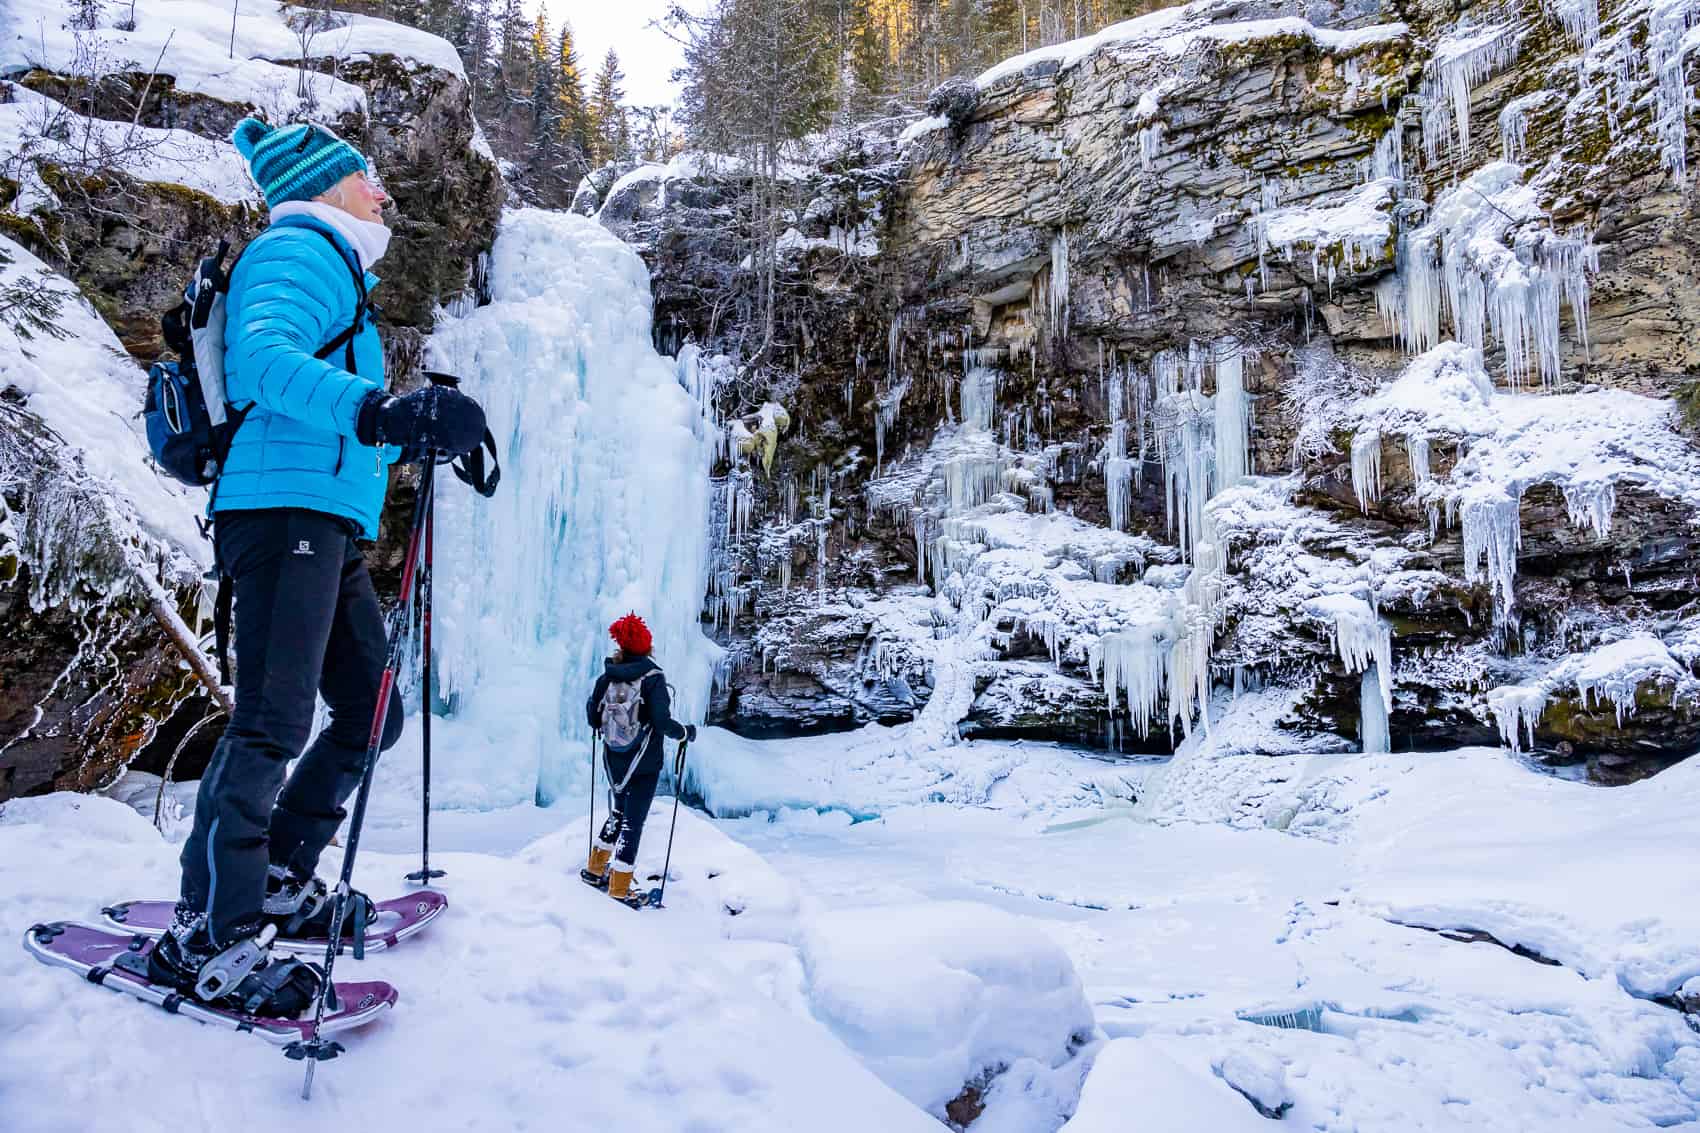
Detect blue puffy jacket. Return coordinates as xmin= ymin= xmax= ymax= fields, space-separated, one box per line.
xmin=214 ymin=215 xmax=397 ymax=539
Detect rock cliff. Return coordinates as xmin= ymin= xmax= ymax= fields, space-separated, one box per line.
xmin=586 ymin=0 xmax=1700 ymax=779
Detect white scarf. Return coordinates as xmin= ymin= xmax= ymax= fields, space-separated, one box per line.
xmin=269 ymin=199 xmax=392 ymax=271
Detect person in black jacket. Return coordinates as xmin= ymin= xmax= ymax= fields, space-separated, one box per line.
xmin=583 ymin=613 xmax=696 ymax=905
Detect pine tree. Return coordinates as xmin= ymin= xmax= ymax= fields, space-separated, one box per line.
xmin=557 ymin=23 xmax=595 ymax=173
xmin=590 ymin=49 xmax=629 ymax=165
xmin=529 ymin=4 xmax=564 ymax=194
xmin=494 ymin=0 xmax=531 ymax=113
xmin=451 ymin=0 xmax=496 ymax=103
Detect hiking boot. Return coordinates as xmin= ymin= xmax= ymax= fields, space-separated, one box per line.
xmin=263 ymin=865 xmax=375 ymax=939
xmin=146 ymin=906 xmax=322 ymax=1018
xmin=581 ymin=846 xmax=612 ymax=889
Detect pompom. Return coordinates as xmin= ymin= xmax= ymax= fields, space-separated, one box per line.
xmin=609 ymin=613 xmax=652 ymax=656
xmin=231 ymin=117 xmax=272 ymax=160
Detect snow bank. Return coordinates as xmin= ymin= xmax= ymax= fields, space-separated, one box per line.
xmin=897 ymin=115 xmax=949 ymax=144
xmin=420 ymin=209 xmax=719 ymax=808
xmin=801 ymin=901 xmax=1093 ymax=1116
xmin=1256 ymin=178 xmax=1396 ymax=282
xmin=1061 ymin=1038 xmax=1267 ymax=1131
xmin=0 ymin=235 xmax=206 ymax=568
xmin=1350 ymin=342 xmax=1497 ymax=441
xmin=0 ymin=84 xmax=257 ymax=205
xmin=975 ymin=0 xmax=1405 ymax=89
xmin=1309 ymin=749 xmax=1700 ymax=998
xmin=3 ymin=0 xmax=463 ymax=125
xmin=0 ymin=793 xmax=945 ymax=1133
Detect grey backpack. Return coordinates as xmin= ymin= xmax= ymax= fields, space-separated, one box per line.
xmin=599 ymin=676 xmax=651 ymax=755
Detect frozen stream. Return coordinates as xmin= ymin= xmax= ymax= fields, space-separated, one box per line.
xmin=348 ymin=727 xmax=1700 ymax=1131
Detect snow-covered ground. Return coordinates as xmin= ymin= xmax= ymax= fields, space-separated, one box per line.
xmin=6 ymin=721 xmax=1696 ymax=1132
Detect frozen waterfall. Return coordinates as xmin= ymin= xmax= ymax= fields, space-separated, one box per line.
xmin=417 ymin=209 xmax=719 ymax=807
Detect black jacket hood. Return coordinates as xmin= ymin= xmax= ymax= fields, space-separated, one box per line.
xmin=604 ymin=655 xmax=660 ymax=682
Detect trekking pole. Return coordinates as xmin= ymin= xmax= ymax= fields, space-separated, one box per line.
xmin=652 ymin=736 xmax=690 ymax=909
xmin=406 ymin=482 xmax=445 ymax=887
xmin=287 ymin=461 xmax=435 ymax=1099
xmin=586 ymin=732 xmax=598 ymax=866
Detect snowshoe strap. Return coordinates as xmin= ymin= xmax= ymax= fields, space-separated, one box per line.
xmin=238 ymin=955 xmax=318 ymax=1017
xmin=194 ymin=924 xmax=276 ymax=1002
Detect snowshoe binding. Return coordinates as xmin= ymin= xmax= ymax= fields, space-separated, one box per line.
xmin=264 ymin=865 xmax=376 ymax=940
xmin=607 ymin=869 xmax=662 ymax=910
xmin=579 ymin=867 xmax=610 ymax=891
xmin=146 ymin=908 xmax=322 ymax=1019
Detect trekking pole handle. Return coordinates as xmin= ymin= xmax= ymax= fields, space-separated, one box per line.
xmin=674 ymin=737 xmax=689 ymax=780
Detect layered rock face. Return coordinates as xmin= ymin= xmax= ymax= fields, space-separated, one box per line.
xmin=0 ymin=9 xmax=501 ymax=801
xmin=588 ymin=0 xmax=1700 ymax=778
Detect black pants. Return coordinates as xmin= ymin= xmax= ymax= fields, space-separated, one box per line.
xmin=598 ymin=752 xmax=661 ymax=872
xmin=180 ymin=509 xmax=403 ymax=945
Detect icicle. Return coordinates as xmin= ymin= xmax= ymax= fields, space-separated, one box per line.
xmin=1388 ymin=165 xmax=1597 ymax=387
xmin=1543 ymin=0 xmax=1600 ymax=48
xmin=1214 ymin=344 xmax=1251 ymax=490
xmin=1460 ymin=488 xmax=1522 ymax=625
xmin=874 ymin=378 xmax=912 ymax=471
xmin=1094 ymin=623 xmax=1172 ymax=739
xmin=1361 ymin=663 xmax=1391 ymax=753
xmin=960 ymin=367 xmax=998 ymax=434
xmin=1406 ymin=432 xmax=1432 ymax=484
xmin=1350 ymin=430 xmax=1383 ymax=511
xmin=1047 ymin=231 xmax=1070 ymax=340
xmin=1139 ymin=124 xmax=1164 ymax=172
xmin=1563 ymin=481 xmax=1616 ymax=538
xmin=1487 ymin=684 xmax=1548 ymax=752
xmin=1419 ymin=26 xmax=1522 ymax=163
xmin=1649 ymin=0 xmax=1700 ymax=181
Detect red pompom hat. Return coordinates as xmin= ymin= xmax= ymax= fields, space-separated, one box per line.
xmin=609 ymin=612 xmax=653 ymax=656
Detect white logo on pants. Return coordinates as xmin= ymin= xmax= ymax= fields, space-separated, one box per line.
xmin=294 ymin=540 xmax=314 ymax=556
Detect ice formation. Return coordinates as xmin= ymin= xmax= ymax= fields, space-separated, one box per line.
xmin=1350 ymin=431 xmax=1383 ymax=511
xmin=426 ymin=210 xmax=719 ymax=806
xmin=1384 ymin=164 xmax=1596 ymax=387
xmin=1486 ymin=635 xmax=1694 ymax=750
xmin=1419 ymin=25 xmax=1522 ymax=163
xmin=1255 ymin=180 xmax=1397 ymax=284
xmin=1304 ymin=594 xmax=1394 ymax=713
xmin=1361 ymin=663 xmax=1391 ymax=752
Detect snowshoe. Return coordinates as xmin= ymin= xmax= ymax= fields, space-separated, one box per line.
xmin=579 ymin=867 xmax=610 ymax=891
xmin=617 ymin=887 xmax=662 ymax=911
xmin=23 ymin=921 xmax=394 ymax=1041
xmin=101 ymin=888 xmax=446 ymax=956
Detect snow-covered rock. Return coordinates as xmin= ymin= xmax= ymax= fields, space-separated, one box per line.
xmin=800 ymin=900 xmax=1093 ymax=1117
xmin=1061 ymin=1038 xmax=1268 ymax=1131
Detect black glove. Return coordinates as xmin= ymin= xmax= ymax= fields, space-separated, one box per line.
xmin=684 ymin=724 xmax=698 ymax=743
xmin=356 ymin=385 xmax=485 ymax=458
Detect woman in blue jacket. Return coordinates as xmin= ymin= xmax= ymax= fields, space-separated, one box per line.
xmin=149 ymin=118 xmax=486 ymax=1016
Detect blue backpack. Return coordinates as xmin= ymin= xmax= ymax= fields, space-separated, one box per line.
xmin=143 ymin=228 xmax=368 ymax=490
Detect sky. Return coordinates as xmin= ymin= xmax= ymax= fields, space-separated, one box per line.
xmin=545 ymin=0 xmax=687 ymax=109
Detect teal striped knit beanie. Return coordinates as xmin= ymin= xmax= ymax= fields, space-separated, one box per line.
xmin=232 ymin=117 xmax=368 ymax=208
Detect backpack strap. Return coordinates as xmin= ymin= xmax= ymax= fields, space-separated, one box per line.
xmin=206 ymin=222 xmax=376 ymax=675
